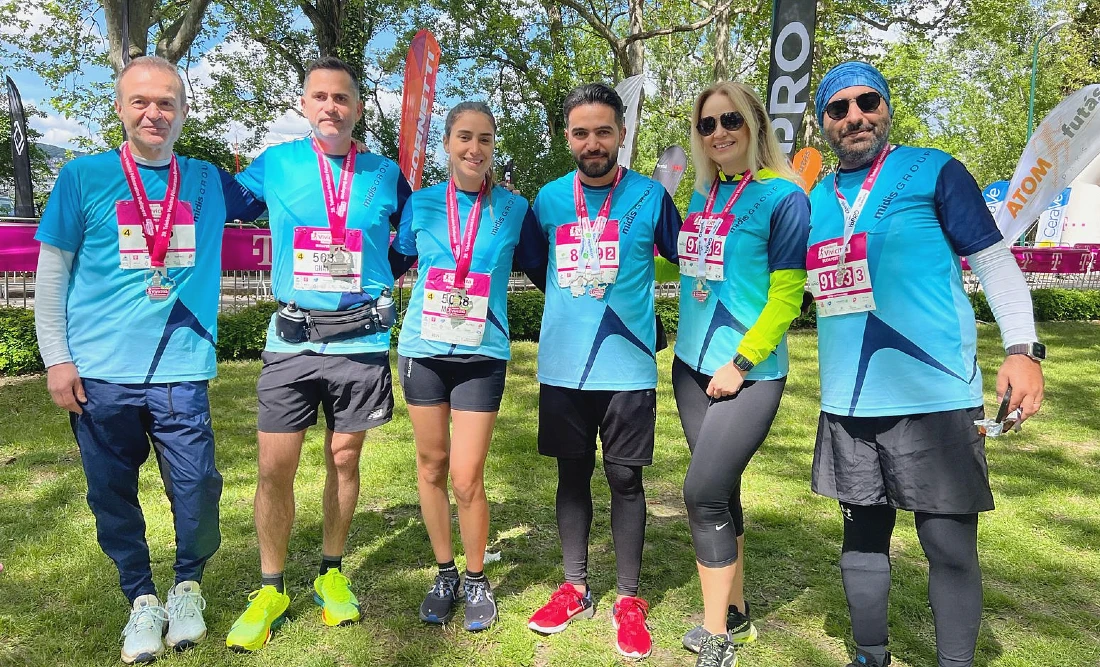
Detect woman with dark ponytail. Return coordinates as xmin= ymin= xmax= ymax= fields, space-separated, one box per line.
xmin=391 ymin=101 xmax=536 ymax=631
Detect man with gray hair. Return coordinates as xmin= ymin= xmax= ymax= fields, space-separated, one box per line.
xmin=34 ymin=55 xmax=262 ymax=663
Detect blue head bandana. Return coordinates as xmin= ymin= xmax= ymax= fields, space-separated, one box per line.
xmin=814 ymin=61 xmax=892 ymax=126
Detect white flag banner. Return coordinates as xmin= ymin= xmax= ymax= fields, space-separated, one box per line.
xmin=996 ymin=84 xmax=1100 ymax=242
xmin=615 ymin=75 xmax=645 ymax=169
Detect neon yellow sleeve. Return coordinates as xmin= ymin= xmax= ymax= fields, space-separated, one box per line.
xmin=735 ymin=268 xmax=807 ymax=365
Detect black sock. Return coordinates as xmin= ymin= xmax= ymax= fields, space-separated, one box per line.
xmin=261 ymin=572 xmax=285 ymax=594
xmin=465 ymin=569 xmax=486 ymax=582
xmin=320 ymin=554 xmax=343 ymax=575
xmin=438 ymin=560 xmax=459 ymax=580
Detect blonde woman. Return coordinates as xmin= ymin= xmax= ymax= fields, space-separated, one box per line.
xmin=673 ymin=82 xmax=810 ymax=667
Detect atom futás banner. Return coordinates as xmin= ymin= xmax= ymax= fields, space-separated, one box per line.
xmin=615 ymin=74 xmax=645 ymax=169
xmin=398 ymin=30 xmax=441 ymax=190
xmin=996 ymin=85 xmax=1100 ymax=243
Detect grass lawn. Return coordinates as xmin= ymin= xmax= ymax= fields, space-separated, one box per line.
xmin=0 ymin=322 xmax=1098 ymax=667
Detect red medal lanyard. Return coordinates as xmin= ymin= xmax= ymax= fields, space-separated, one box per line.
xmin=692 ymin=171 xmax=752 ymax=279
xmin=445 ymin=178 xmax=488 ymax=286
xmin=120 ymin=143 xmax=180 ymax=269
xmin=311 ymin=140 xmax=357 ymax=246
xmin=573 ymin=166 xmax=625 ymax=237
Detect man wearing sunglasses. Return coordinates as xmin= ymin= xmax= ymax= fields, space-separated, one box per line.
xmin=806 ymin=61 xmax=1045 ymax=667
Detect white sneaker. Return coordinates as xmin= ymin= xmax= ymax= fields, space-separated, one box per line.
xmin=120 ymin=594 xmax=168 ymax=664
xmin=165 ymin=581 xmax=208 ymax=650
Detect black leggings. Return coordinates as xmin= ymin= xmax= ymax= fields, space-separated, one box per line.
xmin=841 ymin=503 xmax=983 ymax=667
xmin=673 ymin=357 xmax=785 ymax=566
xmin=556 ymin=450 xmax=646 ymax=596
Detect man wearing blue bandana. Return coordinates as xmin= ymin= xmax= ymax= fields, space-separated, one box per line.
xmin=808 ymin=61 xmax=1045 ymax=667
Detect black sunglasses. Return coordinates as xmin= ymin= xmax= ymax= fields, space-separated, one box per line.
xmin=824 ymin=91 xmax=882 ymax=121
xmin=696 ymin=111 xmax=745 ymax=137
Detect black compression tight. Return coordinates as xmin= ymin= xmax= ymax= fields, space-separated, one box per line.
xmin=840 ymin=503 xmax=983 ymax=667
xmin=556 ymin=451 xmax=646 ymax=596
xmin=673 ymin=357 xmax=785 ymax=566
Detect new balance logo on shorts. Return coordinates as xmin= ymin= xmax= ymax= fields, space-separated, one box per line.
xmin=368 ymin=408 xmax=388 ymax=421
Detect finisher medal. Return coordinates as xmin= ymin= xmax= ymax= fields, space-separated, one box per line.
xmin=326 ymin=246 xmax=354 ymax=277
xmin=692 ymin=278 xmax=708 ymax=302
xmin=146 ymin=268 xmax=171 ymax=301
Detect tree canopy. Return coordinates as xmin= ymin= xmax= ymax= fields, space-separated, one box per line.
xmin=1 ymin=0 xmax=1095 ymax=198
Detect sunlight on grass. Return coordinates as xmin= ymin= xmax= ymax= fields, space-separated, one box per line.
xmin=0 ymin=323 xmax=1097 ymax=666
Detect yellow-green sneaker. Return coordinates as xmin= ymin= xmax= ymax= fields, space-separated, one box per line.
xmin=225 ymin=586 xmax=290 ymax=652
xmin=313 ymin=568 xmax=361 ymax=626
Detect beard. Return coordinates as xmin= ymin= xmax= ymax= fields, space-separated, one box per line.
xmin=575 ymin=151 xmax=617 ymax=179
xmin=826 ymin=114 xmax=891 ymax=167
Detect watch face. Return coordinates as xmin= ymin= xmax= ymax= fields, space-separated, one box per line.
xmin=1033 ymin=342 xmax=1047 ymax=360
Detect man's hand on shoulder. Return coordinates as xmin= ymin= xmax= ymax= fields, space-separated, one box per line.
xmin=996 ymin=355 xmax=1044 ymax=423
xmin=47 ymin=362 xmax=87 ymax=414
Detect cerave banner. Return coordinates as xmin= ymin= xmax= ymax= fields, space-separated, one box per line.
xmin=983 ymin=180 xmax=1009 ymax=218
xmin=1035 ymin=187 xmax=1072 ymax=246
xmin=996 ymin=85 xmax=1100 ymax=242
xmin=398 ymin=30 xmax=441 ymax=191
xmin=766 ymin=0 xmax=817 ymax=156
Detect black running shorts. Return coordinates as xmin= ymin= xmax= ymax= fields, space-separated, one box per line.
xmin=537 ymin=383 xmax=657 ymax=466
xmin=256 ymin=351 xmax=393 ymax=433
xmin=812 ymin=407 xmax=995 ymax=514
xmin=397 ymin=354 xmax=508 ymax=412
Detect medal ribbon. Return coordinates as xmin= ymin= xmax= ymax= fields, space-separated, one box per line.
xmin=696 ymin=171 xmax=752 ymax=279
xmin=445 ymin=177 xmax=488 ymax=287
xmin=311 ymin=139 xmax=357 ymax=247
xmin=573 ymin=166 xmax=625 ymax=277
xmin=833 ymin=144 xmax=891 ymax=266
xmin=120 ymin=143 xmax=180 ymax=269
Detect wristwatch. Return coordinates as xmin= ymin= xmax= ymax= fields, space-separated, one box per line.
xmin=732 ymin=353 xmax=755 ymax=373
xmin=1005 ymin=342 xmax=1046 ymax=362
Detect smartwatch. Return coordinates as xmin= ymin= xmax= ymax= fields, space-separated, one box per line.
xmin=1005 ymin=342 xmax=1046 ymax=362
xmin=732 ymin=353 xmax=755 ymax=373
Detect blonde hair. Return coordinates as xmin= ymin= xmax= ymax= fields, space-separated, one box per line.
xmin=690 ymin=81 xmax=797 ymax=194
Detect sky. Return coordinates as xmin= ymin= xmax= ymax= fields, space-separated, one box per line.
xmin=3 ymin=4 xmax=407 ymax=156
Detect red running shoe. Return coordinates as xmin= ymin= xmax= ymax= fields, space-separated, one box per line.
xmin=612 ymin=596 xmax=652 ymax=659
xmin=527 ymin=583 xmax=595 ymax=634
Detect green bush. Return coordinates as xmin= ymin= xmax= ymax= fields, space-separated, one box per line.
xmin=507 ymin=290 xmax=546 ymax=341
xmin=970 ymin=288 xmax=1100 ymax=322
xmin=3 ymin=288 xmax=1099 ymax=376
xmin=0 ymin=308 xmax=44 ymax=375
xmin=216 ymin=301 xmax=277 ymax=361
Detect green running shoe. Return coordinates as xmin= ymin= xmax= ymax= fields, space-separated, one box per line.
xmin=226 ymin=586 xmax=290 ymax=652
xmin=313 ymin=568 xmax=361 ymax=626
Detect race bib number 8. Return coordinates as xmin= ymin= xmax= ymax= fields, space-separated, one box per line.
xmin=555 ymin=220 xmax=620 ymax=288
xmin=116 ymin=200 xmax=196 ymax=269
xmin=421 ymin=268 xmax=491 ymax=346
xmin=807 ymin=232 xmax=877 ymax=317
xmin=678 ymin=212 xmax=732 ymax=280
xmin=293 ymin=227 xmax=363 ymax=292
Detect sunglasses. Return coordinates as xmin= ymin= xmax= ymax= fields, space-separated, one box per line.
xmin=696 ymin=111 xmax=745 ymax=137
xmin=824 ymin=91 xmax=883 ymax=121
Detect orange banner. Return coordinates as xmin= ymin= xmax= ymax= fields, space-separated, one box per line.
xmin=398 ymin=30 xmax=441 ymax=190
xmin=792 ymin=146 xmax=823 ymax=193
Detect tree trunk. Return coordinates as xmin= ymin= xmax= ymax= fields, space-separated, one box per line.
xmin=713 ymin=4 xmax=731 ymax=82
xmin=625 ymin=0 xmax=645 ymax=77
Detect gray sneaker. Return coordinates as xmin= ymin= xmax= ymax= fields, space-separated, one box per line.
xmin=165 ymin=581 xmax=208 ymax=650
xmin=463 ymin=578 xmax=498 ymax=631
xmin=120 ymin=594 xmax=168 ymax=664
xmin=696 ymin=632 xmax=737 ymax=667
xmin=683 ymin=603 xmax=758 ymax=653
